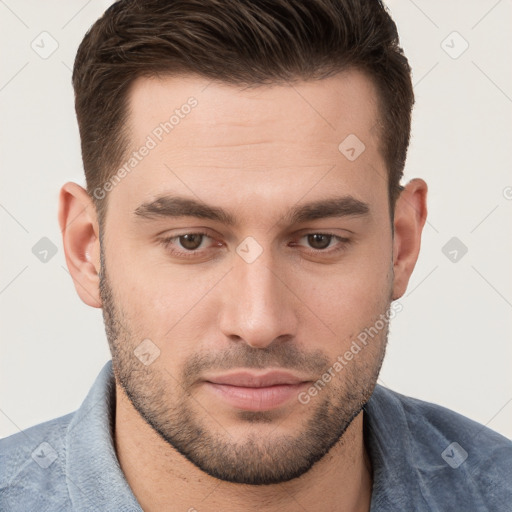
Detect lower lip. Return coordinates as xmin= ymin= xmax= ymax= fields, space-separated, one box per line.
xmin=204 ymin=382 xmax=309 ymax=411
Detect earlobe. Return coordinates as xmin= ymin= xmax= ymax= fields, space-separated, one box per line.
xmin=58 ymin=182 xmax=102 ymax=308
xmin=391 ymin=178 xmax=428 ymax=300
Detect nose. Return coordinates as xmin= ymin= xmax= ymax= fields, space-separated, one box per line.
xmin=218 ymin=246 xmax=298 ymax=349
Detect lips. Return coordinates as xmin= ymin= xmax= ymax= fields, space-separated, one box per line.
xmin=205 ymin=370 xmax=307 ymax=388
xmin=202 ymin=370 xmax=311 ymax=411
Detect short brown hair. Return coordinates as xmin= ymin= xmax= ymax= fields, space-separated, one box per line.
xmin=72 ymin=0 xmax=413 ymax=225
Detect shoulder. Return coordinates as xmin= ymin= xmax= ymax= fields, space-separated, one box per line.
xmin=0 ymin=413 xmax=75 ymax=511
xmin=371 ymin=385 xmax=512 ymax=452
xmin=366 ymin=385 xmax=512 ymax=510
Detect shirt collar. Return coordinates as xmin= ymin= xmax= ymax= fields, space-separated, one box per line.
xmin=364 ymin=385 xmax=432 ymax=510
xmin=66 ymin=360 xmax=142 ymax=511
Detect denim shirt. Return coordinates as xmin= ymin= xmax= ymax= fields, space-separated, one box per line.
xmin=1 ymin=360 xmax=511 ymax=511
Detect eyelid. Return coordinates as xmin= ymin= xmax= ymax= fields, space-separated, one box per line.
xmin=292 ymin=233 xmax=351 ymax=254
xmin=158 ymin=230 xmax=351 ymax=259
xmin=161 ymin=231 xmax=212 ymax=241
xmin=159 ymin=231 xmax=219 ymax=253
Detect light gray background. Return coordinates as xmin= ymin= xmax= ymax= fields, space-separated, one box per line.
xmin=1 ymin=0 xmax=511 ymax=440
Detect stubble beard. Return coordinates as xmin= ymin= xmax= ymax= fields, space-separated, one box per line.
xmin=99 ymin=250 xmax=389 ymax=485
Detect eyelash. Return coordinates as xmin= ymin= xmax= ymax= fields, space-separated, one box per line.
xmin=158 ymin=231 xmax=351 ymax=259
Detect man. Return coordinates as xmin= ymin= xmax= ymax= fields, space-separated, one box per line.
xmin=1 ymin=0 xmax=511 ymax=510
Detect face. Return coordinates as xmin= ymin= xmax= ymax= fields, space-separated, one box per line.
xmin=99 ymin=71 xmax=394 ymax=485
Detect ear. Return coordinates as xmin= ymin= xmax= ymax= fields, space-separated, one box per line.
xmin=392 ymin=178 xmax=428 ymax=300
xmin=58 ymin=182 xmax=102 ymax=308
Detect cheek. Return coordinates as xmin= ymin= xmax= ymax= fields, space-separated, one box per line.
xmin=296 ymin=246 xmax=393 ymax=347
xmin=109 ymin=261 xmax=227 ymax=355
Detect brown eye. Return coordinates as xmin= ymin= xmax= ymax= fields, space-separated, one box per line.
xmin=159 ymin=231 xmax=219 ymax=259
xmin=179 ymin=234 xmax=204 ymax=250
xmin=307 ymin=234 xmax=333 ymax=250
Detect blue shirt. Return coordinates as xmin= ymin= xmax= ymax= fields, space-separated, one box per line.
xmin=1 ymin=360 xmax=511 ymax=511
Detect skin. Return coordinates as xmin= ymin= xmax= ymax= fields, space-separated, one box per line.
xmin=59 ymin=70 xmax=427 ymax=511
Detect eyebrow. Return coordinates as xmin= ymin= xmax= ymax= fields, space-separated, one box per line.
xmin=134 ymin=194 xmax=370 ymax=226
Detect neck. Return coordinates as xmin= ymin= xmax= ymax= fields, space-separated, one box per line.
xmin=114 ymin=384 xmax=373 ymax=512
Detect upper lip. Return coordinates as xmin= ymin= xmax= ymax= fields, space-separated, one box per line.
xmin=204 ymin=370 xmax=310 ymax=388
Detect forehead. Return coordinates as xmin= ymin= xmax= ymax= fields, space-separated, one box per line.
xmin=109 ymin=71 xmax=387 ymax=223
xmin=126 ymin=70 xmax=382 ymax=152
